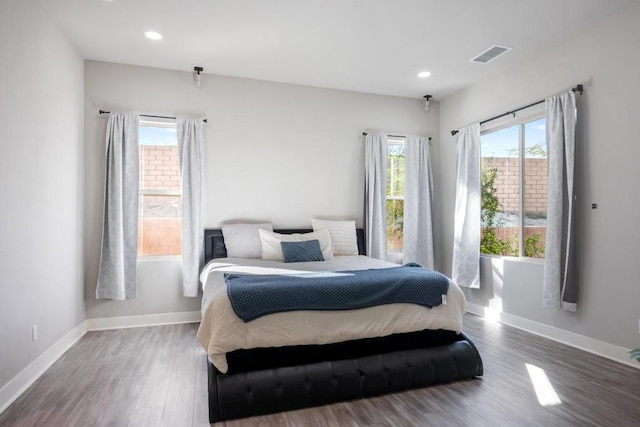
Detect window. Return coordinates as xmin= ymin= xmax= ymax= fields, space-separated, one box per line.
xmin=386 ymin=138 xmax=405 ymax=253
xmin=138 ymin=121 xmax=181 ymax=256
xmin=480 ymin=117 xmax=547 ymax=258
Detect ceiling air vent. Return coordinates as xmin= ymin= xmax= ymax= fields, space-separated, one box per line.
xmin=470 ymin=45 xmax=512 ymax=64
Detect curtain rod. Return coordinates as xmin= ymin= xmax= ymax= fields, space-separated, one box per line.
xmin=450 ymin=84 xmax=583 ymax=136
xmin=362 ymin=132 xmax=431 ymax=141
xmin=99 ymin=109 xmax=207 ymax=123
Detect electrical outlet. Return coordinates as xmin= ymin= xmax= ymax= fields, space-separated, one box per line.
xmin=32 ymin=324 xmax=38 ymax=342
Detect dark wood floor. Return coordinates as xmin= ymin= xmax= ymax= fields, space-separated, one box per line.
xmin=1 ymin=314 xmax=639 ymax=426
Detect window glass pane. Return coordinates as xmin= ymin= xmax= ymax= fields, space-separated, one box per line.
xmin=386 ymin=143 xmax=405 ymax=197
xmin=138 ymin=194 xmax=182 ymax=255
xmin=523 ymin=118 xmax=547 ymax=258
xmin=386 ymin=199 xmax=404 ymax=252
xmin=386 ymin=142 xmax=405 ymax=253
xmin=138 ymin=123 xmax=181 ymax=256
xmin=481 ymin=125 xmax=520 ymax=256
xmin=139 ymin=144 xmax=180 ymax=192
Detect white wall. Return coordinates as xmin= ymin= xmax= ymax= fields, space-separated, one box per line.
xmin=437 ymin=1 xmax=640 ymax=349
xmin=0 ymin=0 xmax=85 ymax=389
xmin=84 ymin=61 xmax=438 ymax=318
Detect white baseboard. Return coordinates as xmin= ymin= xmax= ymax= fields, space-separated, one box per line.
xmin=466 ymin=302 xmax=486 ymax=317
xmin=466 ymin=302 xmax=639 ymax=369
xmin=86 ymin=311 xmax=201 ymax=331
xmin=0 ymin=310 xmax=203 ymax=415
xmin=0 ymin=320 xmax=87 ymax=415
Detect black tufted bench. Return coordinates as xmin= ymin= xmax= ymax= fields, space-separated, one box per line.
xmin=207 ymin=329 xmax=483 ymax=422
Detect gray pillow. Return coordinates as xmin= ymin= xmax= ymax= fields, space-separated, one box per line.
xmin=221 ymin=223 xmax=273 ymax=258
xmin=280 ymin=240 xmax=325 ymax=263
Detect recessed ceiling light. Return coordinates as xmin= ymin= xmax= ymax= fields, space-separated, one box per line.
xmin=417 ymin=71 xmax=432 ymax=78
xmin=144 ymin=31 xmax=163 ymax=40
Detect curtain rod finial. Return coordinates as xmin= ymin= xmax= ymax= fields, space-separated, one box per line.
xmin=451 ymin=130 xmax=459 ymax=136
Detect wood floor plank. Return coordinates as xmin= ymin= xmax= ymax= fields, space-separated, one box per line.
xmin=161 ymin=402 xmax=194 ymax=427
xmin=194 ymin=355 xmax=209 ymax=404
xmin=126 ymin=405 xmax=164 ymax=427
xmin=1 ymin=317 xmax=640 ymax=426
xmin=165 ymin=368 xmax=197 ymax=406
xmin=192 ymin=402 xmax=211 ymax=427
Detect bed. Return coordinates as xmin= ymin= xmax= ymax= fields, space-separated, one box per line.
xmin=198 ymin=228 xmax=483 ymax=423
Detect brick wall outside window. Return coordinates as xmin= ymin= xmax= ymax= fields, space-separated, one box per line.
xmin=140 ymin=146 xmax=181 ymax=192
xmin=481 ymin=157 xmax=548 ymax=215
xmin=138 ymin=145 xmax=182 ymax=255
xmin=481 ymin=156 xmax=548 ymax=255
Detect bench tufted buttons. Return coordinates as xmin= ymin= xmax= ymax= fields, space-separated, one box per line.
xmin=331 ymin=375 xmax=339 ymax=386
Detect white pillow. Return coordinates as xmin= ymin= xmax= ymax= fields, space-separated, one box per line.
xmin=311 ymin=219 xmax=359 ymax=256
xmin=221 ymin=223 xmax=273 ymax=258
xmin=259 ymin=229 xmax=334 ymax=261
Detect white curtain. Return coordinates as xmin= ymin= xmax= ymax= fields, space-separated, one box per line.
xmin=403 ymin=136 xmax=435 ymax=269
xmin=452 ymin=124 xmax=481 ymax=288
xmin=96 ymin=113 xmax=140 ymax=300
xmin=364 ymin=132 xmax=388 ymax=259
xmin=177 ymin=118 xmax=205 ymax=297
xmin=543 ymin=90 xmax=578 ymax=311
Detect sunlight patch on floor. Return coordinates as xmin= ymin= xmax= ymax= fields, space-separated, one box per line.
xmin=525 ymin=363 xmax=562 ymax=406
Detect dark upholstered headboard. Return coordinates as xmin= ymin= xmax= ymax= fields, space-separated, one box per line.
xmin=204 ymin=228 xmax=366 ymax=262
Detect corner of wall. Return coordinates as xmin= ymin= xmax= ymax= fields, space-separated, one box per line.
xmin=0 ymin=321 xmax=87 ymax=414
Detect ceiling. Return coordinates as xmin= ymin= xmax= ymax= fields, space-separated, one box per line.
xmin=40 ymin=0 xmax=634 ymax=99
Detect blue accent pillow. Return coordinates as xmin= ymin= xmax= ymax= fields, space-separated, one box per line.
xmin=280 ymin=240 xmax=325 ymax=263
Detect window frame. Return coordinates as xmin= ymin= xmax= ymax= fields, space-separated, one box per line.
xmin=386 ymin=136 xmax=406 ymax=255
xmin=480 ymin=106 xmax=546 ymax=261
xmin=137 ymin=118 xmax=182 ymax=259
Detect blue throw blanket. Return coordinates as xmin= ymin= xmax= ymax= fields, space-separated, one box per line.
xmin=225 ymin=263 xmax=450 ymax=322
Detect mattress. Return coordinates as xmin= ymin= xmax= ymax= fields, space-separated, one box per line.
xmin=196 ymin=256 xmax=466 ymax=373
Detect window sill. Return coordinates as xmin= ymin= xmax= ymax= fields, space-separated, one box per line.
xmin=137 ymin=255 xmax=182 ymax=262
xmin=480 ymin=254 xmax=544 ymax=265
xmin=386 ymin=251 xmax=404 ymax=265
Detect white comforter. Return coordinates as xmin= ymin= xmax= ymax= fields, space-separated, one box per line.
xmin=196 ymin=256 xmax=466 ymax=373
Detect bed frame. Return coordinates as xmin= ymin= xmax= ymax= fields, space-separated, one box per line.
xmin=203 ymin=228 xmax=483 ymax=423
